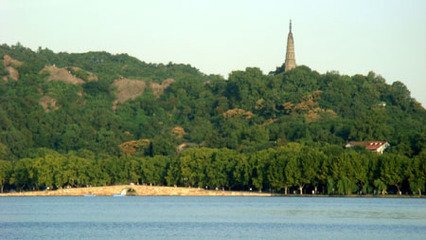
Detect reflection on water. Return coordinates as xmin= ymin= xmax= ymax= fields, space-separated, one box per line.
xmin=0 ymin=196 xmax=425 ymax=240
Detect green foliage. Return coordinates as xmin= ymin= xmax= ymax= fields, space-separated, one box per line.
xmin=82 ymin=80 xmax=111 ymax=97
xmin=0 ymin=144 xmax=422 ymax=196
xmin=408 ymin=151 xmax=426 ymax=195
xmin=378 ymin=154 xmax=409 ymax=193
xmin=0 ymin=160 xmax=12 ymax=192
xmin=0 ymin=43 xmax=425 ymax=195
xmin=0 ymin=44 xmax=425 ymax=159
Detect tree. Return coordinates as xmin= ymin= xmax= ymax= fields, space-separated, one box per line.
xmin=180 ymin=148 xmax=214 ymax=187
xmin=232 ymin=153 xmax=251 ymax=190
xmin=206 ymin=149 xmax=237 ymax=190
xmin=267 ymin=148 xmax=288 ymax=194
xmin=282 ymin=143 xmax=303 ymax=194
xmin=250 ymin=149 xmax=273 ymax=192
xmin=374 ymin=179 xmax=387 ymax=195
xmin=10 ymin=159 xmax=34 ymax=191
xmin=350 ymin=152 xmax=370 ymax=194
xmin=298 ymin=147 xmax=323 ymax=194
xmin=330 ymin=152 xmax=357 ymax=195
xmin=0 ymin=160 xmax=12 ymax=192
xmin=407 ymin=151 xmax=426 ymax=195
xmin=124 ymin=157 xmax=140 ymax=184
xmin=379 ymin=154 xmax=408 ymax=194
xmin=165 ymin=157 xmax=181 ymax=186
xmin=141 ymin=156 xmax=168 ymax=185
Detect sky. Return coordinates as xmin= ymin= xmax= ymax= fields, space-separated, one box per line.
xmin=1 ymin=0 xmax=425 ymax=105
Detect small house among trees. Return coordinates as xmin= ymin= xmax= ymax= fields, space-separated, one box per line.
xmin=345 ymin=141 xmax=390 ymax=154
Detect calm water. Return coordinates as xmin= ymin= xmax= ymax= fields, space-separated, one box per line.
xmin=0 ymin=196 xmax=425 ymax=240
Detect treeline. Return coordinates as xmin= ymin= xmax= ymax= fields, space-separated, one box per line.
xmin=1 ymin=144 xmax=424 ymax=195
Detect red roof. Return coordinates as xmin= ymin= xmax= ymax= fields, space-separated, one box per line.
xmin=346 ymin=141 xmax=388 ymax=151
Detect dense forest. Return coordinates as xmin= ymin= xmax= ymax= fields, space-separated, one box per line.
xmin=0 ymin=43 xmax=425 ymax=195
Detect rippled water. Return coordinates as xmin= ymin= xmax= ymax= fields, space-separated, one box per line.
xmin=0 ymin=196 xmax=425 ymax=239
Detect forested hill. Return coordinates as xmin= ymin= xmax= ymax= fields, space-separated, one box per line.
xmin=1 ymin=43 xmax=426 ymax=195
xmin=0 ymin=43 xmax=425 ymax=160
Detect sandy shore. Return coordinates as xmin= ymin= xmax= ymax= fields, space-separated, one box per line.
xmin=0 ymin=185 xmax=272 ymax=197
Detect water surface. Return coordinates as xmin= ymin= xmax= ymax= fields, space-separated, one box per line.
xmin=0 ymin=196 xmax=425 ymax=239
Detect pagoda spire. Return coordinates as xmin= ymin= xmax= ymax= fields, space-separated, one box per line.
xmin=284 ymin=19 xmax=296 ymax=72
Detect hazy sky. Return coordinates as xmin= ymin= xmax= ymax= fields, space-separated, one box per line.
xmin=1 ymin=0 xmax=425 ymax=105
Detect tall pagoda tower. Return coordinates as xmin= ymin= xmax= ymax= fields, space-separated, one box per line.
xmin=284 ymin=20 xmax=296 ymax=72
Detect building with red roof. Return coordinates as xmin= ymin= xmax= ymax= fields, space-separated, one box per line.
xmin=345 ymin=141 xmax=390 ymax=154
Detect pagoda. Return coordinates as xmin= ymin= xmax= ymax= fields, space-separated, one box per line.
xmin=284 ymin=20 xmax=296 ymax=72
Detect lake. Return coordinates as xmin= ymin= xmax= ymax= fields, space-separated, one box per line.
xmin=0 ymin=196 xmax=425 ymax=239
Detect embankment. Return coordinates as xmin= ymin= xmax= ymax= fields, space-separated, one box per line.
xmin=0 ymin=185 xmax=271 ymax=197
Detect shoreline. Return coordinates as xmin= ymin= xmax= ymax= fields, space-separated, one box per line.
xmin=0 ymin=185 xmax=271 ymax=197
xmin=0 ymin=185 xmax=424 ymax=198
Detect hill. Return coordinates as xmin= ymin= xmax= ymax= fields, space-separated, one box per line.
xmin=0 ymin=43 xmax=425 ymax=195
xmin=0 ymin=43 xmax=424 ymax=159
